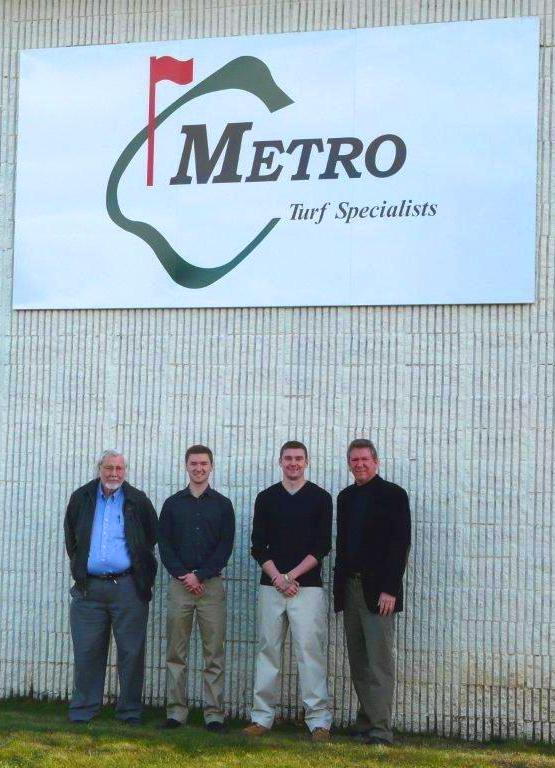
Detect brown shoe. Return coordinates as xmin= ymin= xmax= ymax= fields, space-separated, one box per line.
xmin=243 ymin=723 xmax=269 ymax=736
xmin=312 ymin=727 xmax=330 ymax=742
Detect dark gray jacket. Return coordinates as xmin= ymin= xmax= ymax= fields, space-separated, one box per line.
xmin=64 ymin=479 xmax=158 ymax=602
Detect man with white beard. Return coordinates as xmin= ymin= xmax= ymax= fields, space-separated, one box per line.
xmin=64 ymin=450 xmax=158 ymax=724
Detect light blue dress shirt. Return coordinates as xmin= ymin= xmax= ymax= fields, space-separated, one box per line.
xmin=87 ymin=485 xmax=132 ymax=575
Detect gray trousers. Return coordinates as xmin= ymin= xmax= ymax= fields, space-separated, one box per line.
xmin=343 ymin=577 xmax=395 ymax=743
xmin=69 ymin=575 xmax=149 ymax=722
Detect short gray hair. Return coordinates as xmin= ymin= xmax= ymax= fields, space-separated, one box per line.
xmin=96 ymin=449 xmax=127 ymax=473
xmin=347 ymin=439 xmax=378 ymax=462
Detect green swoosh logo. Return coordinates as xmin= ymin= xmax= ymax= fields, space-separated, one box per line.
xmin=106 ymin=56 xmax=294 ymax=289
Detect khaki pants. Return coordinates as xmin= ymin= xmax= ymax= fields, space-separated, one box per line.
xmin=343 ymin=577 xmax=395 ymax=743
xmin=251 ymin=585 xmax=332 ymax=731
xmin=166 ymin=576 xmax=226 ymax=724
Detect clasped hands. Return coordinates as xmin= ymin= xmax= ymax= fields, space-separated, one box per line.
xmin=272 ymin=572 xmax=299 ymax=597
xmin=177 ymin=572 xmax=204 ymax=595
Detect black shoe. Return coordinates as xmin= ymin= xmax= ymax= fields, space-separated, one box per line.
xmin=349 ymin=727 xmax=370 ymax=739
xmin=205 ymin=721 xmax=227 ymax=734
xmin=121 ymin=717 xmax=141 ymax=726
xmin=158 ymin=718 xmax=182 ymax=730
xmin=360 ymin=735 xmax=392 ymax=746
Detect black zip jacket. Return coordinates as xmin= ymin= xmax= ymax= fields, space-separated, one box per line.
xmin=64 ymin=479 xmax=158 ymax=602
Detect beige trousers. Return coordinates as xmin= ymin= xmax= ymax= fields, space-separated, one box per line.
xmin=166 ymin=576 xmax=226 ymax=724
xmin=251 ymin=585 xmax=332 ymax=731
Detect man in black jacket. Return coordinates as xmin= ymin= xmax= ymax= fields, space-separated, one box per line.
xmin=334 ymin=439 xmax=411 ymax=745
xmin=64 ymin=450 xmax=158 ymax=724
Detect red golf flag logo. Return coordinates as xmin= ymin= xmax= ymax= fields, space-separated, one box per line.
xmin=147 ymin=55 xmax=194 ymax=186
xmin=108 ymin=55 xmax=295 ymax=289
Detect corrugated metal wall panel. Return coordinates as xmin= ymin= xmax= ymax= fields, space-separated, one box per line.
xmin=0 ymin=0 xmax=553 ymax=740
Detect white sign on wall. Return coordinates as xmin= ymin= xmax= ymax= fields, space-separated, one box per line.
xmin=14 ymin=17 xmax=539 ymax=309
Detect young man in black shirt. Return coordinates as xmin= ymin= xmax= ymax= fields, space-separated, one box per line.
xmin=158 ymin=444 xmax=235 ymax=733
xmin=244 ymin=440 xmax=333 ymax=742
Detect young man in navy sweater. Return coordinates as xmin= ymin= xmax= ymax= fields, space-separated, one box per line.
xmin=244 ymin=440 xmax=333 ymax=742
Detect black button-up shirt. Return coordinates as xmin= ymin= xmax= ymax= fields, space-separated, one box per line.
xmin=158 ymin=486 xmax=235 ymax=582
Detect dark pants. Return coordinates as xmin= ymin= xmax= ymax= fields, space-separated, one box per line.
xmin=69 ymin=575 xmax=149 ymax=722
xmin=343 ymin=577 xmax=395 ymax=743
